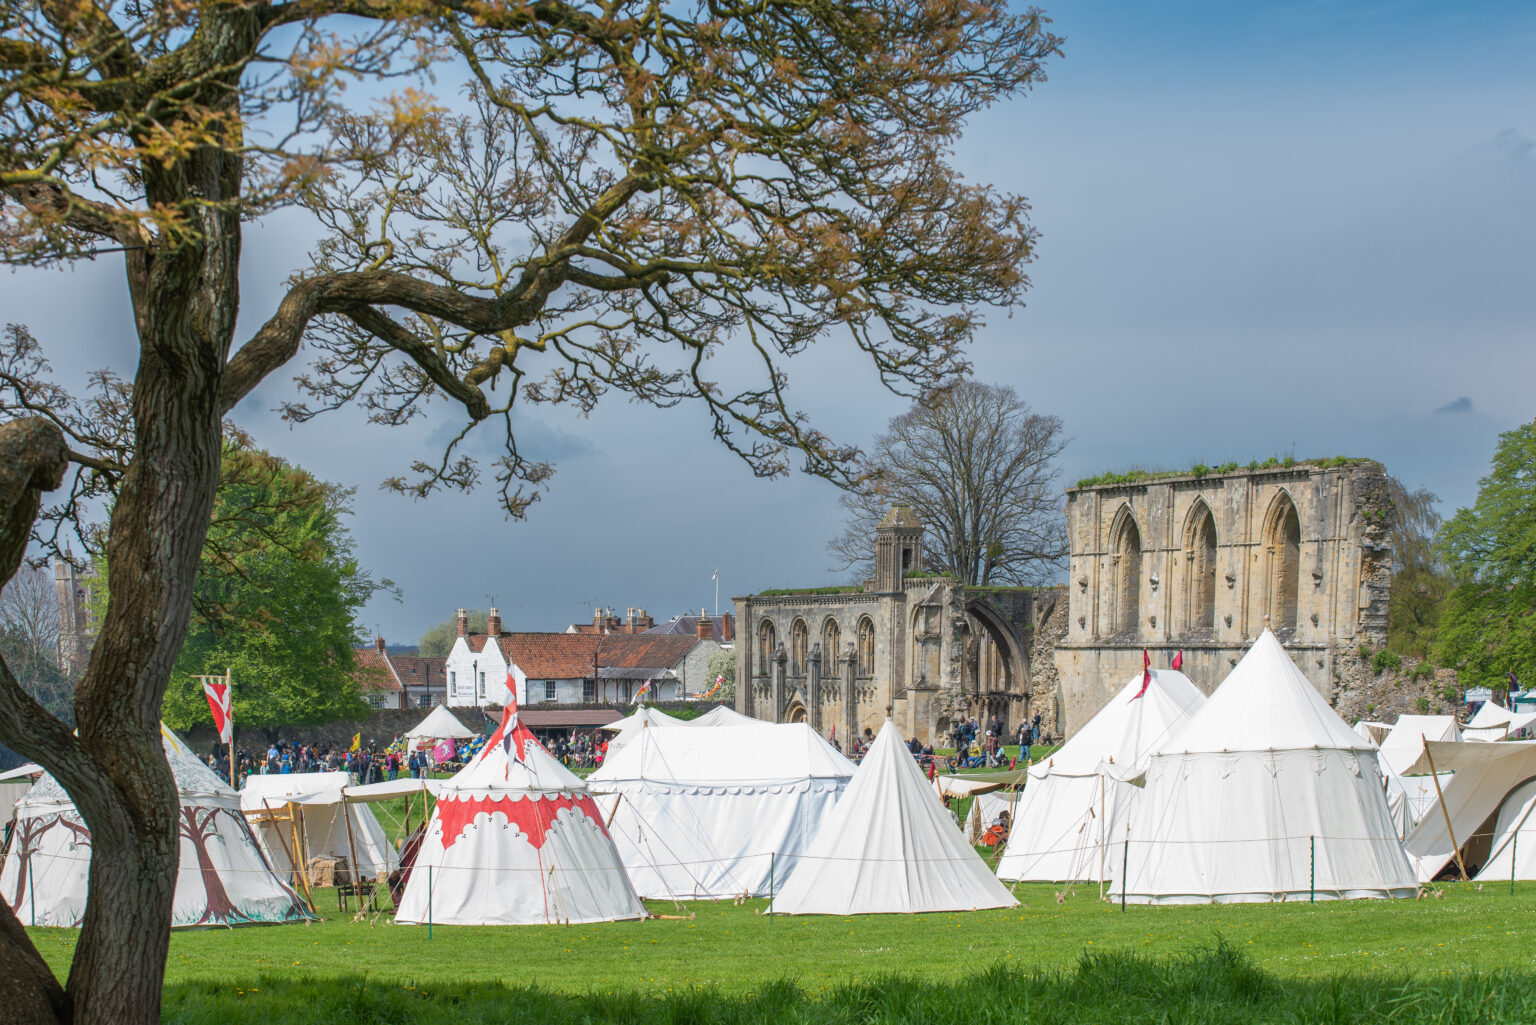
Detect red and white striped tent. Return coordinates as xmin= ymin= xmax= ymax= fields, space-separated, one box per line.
xmin=394 ymin=703 xmax=644 ymax=925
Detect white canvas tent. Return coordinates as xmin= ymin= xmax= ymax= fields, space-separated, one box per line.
xmin=688 ymin=706 xmax=762 ymax=728
xmin=1399 ymin=740 xmax=1536 ymax=881
xmin=1 ymin=726 xmax=309 ymax=927
xmin=241 ymin=772 xmax=400 ymax=884
xmin=1373 ymin=715 xmax=1459 ymax=836
xmin=588 ymin=721 xmax=855 ymax=899
xmin=405 ymin=706 xmax=476 ymax=743
xmin=770 ymin=720 xmax=1018 ymax=915
xmin=1464 ymin=702 xmax=1536 ymax=743
xmin=1113 ymin=630 xmax=1417 ymax=904
xmin=995 ymin=667 xmax=1205 ymax=883
xmin=395 ymin=706 xmax=644 ymax=925
xmin=1473 ymin=778 xmax=1536 ymax=882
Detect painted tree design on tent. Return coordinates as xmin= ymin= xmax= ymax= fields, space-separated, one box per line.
xmin=178 ymin=806 xmax=246 ymax=926
xmin=226 ymin=808 xmax=308 ymax=919
xmin=9 ymin=815 xmax=60 ymax=913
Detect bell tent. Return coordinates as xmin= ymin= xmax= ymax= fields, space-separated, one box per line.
xmin=995 ymin=664 xmax=1206 ymax=883
xmin=404 ymin=706 xmax=477 ymax=744
xmin=588 ymin=721 xmax=855 ymax=899
xmin=394 ymin=703 xmax=644 ymax=925
xmin=1 ymin=726 xmax=309 ymax=927
xmin=1112 ymin=630 xmax=1417 ymax=904
xmin=770 ymin=719 xmax=1017 ymax=915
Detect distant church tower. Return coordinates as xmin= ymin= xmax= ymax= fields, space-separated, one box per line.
xmin=54 ymin=553 xmax=95 ymax=677
xmin=873 ymin=504 xmax=924 ymax=592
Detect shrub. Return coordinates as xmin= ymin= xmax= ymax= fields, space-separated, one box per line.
xmin=1408 ymin=660 xmax=1435 ymax=681
xmin=1371 ymin=650 xmax=1402 ymax=674
xmin=1416 ymin=696 xmax=1431 ymax=714
xmin=1358 ymin=643 xmax=1374 ymax=661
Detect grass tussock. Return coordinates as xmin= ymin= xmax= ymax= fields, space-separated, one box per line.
xmin=163 ymin=942 xmax=1536 ymax=1025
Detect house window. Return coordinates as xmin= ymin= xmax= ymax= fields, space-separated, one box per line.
xmin=449 ymin=670 xmax=456 ymax=696
xmin=478 ymin=672 xmax=486 ymax=698
xmin=583 ymin=679 xmax=596 ymax=702
xmin=366 ymin=693 xmax=386 ymax=708
xmin=545 ymin=680 xmax=557 ymax=701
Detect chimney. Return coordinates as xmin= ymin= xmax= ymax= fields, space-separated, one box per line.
xmin=697 ymin=613 xmax=712 ymax=640
xmin=487 ymin=606 xmax=501 ymax=638
xmin=637 ymin=608 xmax=654 ymax=631
xmin=720 ymin=612 xmax=735 ymax=641
xmin=456 ymin=608 xmax=469 ymax=637
xmin=626 ymin=607 xmax=637 ymax=632
xmin=375 ymin=635 xmax=386 ymax=652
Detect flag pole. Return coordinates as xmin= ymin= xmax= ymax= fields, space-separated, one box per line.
xmin=226 ymin=667 xmax=235 ymax=788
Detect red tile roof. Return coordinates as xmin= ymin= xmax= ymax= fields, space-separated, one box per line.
xmin=351 ymin=647 xmax=403 ymax=691
xmin=463 ymin=632 xmax=700 ymax=681
xmin=518 ymin=709 xmax=625 ymax=728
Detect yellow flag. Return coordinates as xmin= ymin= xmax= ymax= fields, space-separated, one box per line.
xmin=350 ymin=732 xmax=361 ymax=752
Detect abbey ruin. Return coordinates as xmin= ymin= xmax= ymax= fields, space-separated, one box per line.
xmin=737 ymin=459 xmax=1396 ymax=745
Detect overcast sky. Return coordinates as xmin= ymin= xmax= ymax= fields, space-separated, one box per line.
xmin=6 ymin=0 xmax=1534 ymax=644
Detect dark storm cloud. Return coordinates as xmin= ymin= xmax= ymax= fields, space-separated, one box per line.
xmin=1436 ymin=397 xmax=1474 ymax=415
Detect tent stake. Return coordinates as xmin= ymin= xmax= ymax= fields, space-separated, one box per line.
xmin=1422 ymin=740 xmax=1469 ymax=881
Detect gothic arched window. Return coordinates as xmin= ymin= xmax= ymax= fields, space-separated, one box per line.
xmin=790 ymin=619 xmax=808 ymax=676
xmin=1264 ymin=493 xmax=1301 ymax=632
xmin=1111 ymin=509 xmax=1142 ymax=636
xmin=757 ymin=619 xmax=777 ymax=675
xmin=856 ymin=618 xmax=876 ymax=677
xmin=1182 ymin=500 xmax=1218 ymax=633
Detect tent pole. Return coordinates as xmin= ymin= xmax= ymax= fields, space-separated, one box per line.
xmin=1422 ymin=739 xmax=1469 ymax=881
xmin=1120 ymin=825 xmax=1129 ymax=912
xmin=1099 ymin=774 xmax=1107 ymax=902
xmin=291 ymin=803 xmax=316 ymax=904
xmin=341 ymin=791 xmax=363 ymax=913
xmin=1513 ymin=830 xmax=1518 ymax=897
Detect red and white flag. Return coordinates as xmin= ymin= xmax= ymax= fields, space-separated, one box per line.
xmin=1171 ymin=650 xmax=1184 ymax=671
xmin=202 ymin=675 xmax=232 ymax=743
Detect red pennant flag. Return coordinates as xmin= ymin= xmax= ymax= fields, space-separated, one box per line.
xmin=1129 ymin=649 xmax=1152 ymax=702
xmin=202 ymin=677 xmax=232 ymax=743
xmin=1172 ymin=650 xmax=1184 ymax=671
xmin=504 ymin=671 xmax=519 ymax=715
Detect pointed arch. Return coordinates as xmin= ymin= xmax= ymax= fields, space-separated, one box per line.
xmin=821 ymin=616 xmax=842 ymax=667
xmin=1262 ymin=490 xmax=1301 ymax=633
xmin=757 ymin=619 xmax=777 ymax=676
xmin=856 ymin=617 xmax=876 ymax=677
xmin=1181 ymin=498 xmax=1218 ymax=633
xmin=790 ymin=618 xmax=809 ymax=676
xmin=1108 ymin=505 xmax=1142 ymax=636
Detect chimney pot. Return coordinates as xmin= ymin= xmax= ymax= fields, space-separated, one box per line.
xmin=697 ymin=615 xmax=712 ymax=640
xmin=376 ymin=635 xmax=386 ymax=651
xmin=487 ymin=606 xmax=502 ymax=638
xmin=456 ymin=608 xmax=469 ymax=637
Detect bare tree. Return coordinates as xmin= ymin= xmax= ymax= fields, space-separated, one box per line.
xmin=0 ymin=564 xmax=59 ymax=669
xmin=829 ymin=382 xmax=1068 ymax=586
xmin=0 ymin=3 xmax=1060 ymax=1021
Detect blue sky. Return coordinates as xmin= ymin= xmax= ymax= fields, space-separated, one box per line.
xmin=5 ymin=1 xmax=1534 ymax=642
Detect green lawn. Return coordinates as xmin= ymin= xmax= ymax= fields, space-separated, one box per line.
xmin=24 ymin=881 xmax=1534 ymax=1012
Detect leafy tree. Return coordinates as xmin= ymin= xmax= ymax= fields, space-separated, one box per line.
xmin=1436 ymin=421 xmax=1536 ymax=694
xmin=0 ymin=2 xmax=1058 ymax=1020
xmin=828 ymin=382 xmax=1068 ymax=585
xmin=705 ymin=649 xmax=736 ymax=704
xmin=1385 ymin=478 xmax=1451 ymax=659
xmin=418 ymin=610 xmax=489 ymax=660
xmin=157 ymin=439 xmax=385 ymax=733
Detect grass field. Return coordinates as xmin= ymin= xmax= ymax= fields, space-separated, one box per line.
xmin=24 ymin=880 xmax=1536 ymax=1022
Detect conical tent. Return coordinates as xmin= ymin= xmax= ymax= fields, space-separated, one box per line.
xmin=404 ymin=706 xmax=476 ymax=742
xmin=394 ymin=706 xmax=644 ymax=925
xmin=770 ymin=720 xmax=1017 ymax=915
xmin=588 ymin=722 xmax=855 ymax=899
xmin=1 ymin=726 xmax=309 ymax=927
xmin=688 ymin=706 xmax=763 ymax=728
xmin=1113 ymin=630 xmax=1417 ymax=904
xmin=996 ymin=667 xmax=1205 ymax=882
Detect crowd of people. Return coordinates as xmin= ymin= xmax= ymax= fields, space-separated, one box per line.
xmin=206 ymin=737 xmax=443 ymax=788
